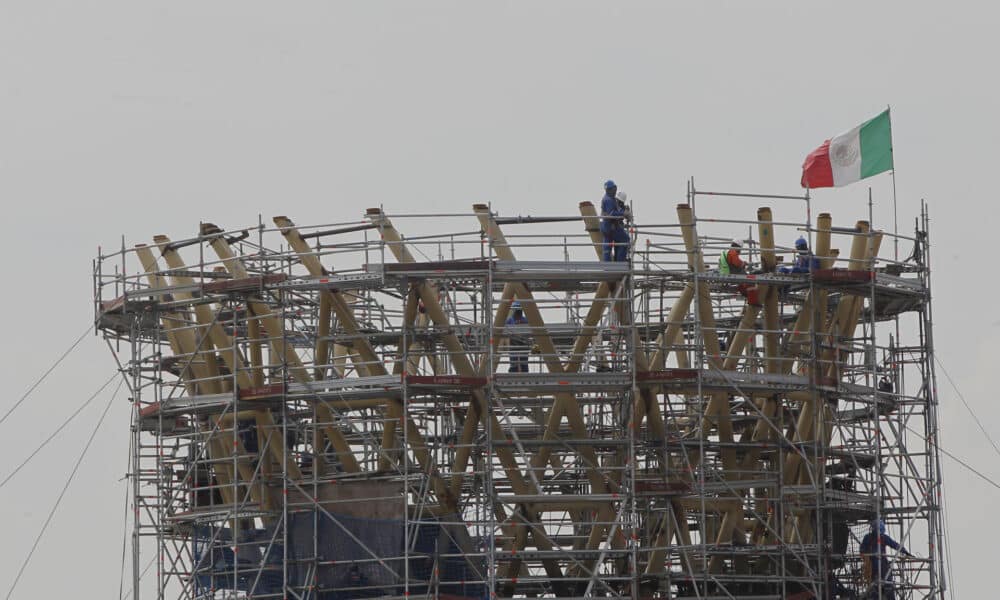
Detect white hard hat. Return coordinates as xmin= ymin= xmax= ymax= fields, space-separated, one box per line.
xmin=731 ymin=239 xmax=742 ymax=248
xmin=616 ymin=191 xmax=628 ymax=202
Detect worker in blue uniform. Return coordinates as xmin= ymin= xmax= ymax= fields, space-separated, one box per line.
xmin=860 ymin=519 xmax=912 ymax=600
xmin=506 ymin=300 xmax=530 ymax=373
xmin=600 ymin=180 xmax=630 ymax=262
xmin=779 ymin=236 xmax=821 ymax=274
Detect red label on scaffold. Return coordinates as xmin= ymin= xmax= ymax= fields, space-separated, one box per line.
xmin=405 ymin=375 xmax=487 ymax=387
xmin=204 ymin=273 xmax=289 ymax=293
xmin=637 ymin=369 xmax=699 ymax=382
xmin=812 ymin=269 xmax=874 ymax=283
xmin=239 ymin=383 xmax=286 ymax=399
xmin=635 ymin=480 xmax=691 ymax=494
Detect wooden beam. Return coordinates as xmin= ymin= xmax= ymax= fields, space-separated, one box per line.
xmin=137 ymin=243 xmax=249 ymax=508
xmin=369 ymin=208 xmax=567 ymax=584
xmin=275 ymin=217 xmax=457 ymax=505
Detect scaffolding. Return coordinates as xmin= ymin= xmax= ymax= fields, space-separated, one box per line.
xmin=94 ymin=183 xmax=947 ymax=599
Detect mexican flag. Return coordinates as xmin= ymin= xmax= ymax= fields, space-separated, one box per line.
xmin=801 ymin=109 xmax=893 ymax=188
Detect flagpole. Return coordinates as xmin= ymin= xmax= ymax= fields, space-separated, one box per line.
xmin=888 ymin=104 xmax=899 ymax=261
xmin=805 ymin=185 xmax=811 ymax=252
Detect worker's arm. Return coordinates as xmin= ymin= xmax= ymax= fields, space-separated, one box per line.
xmin=602 ymin=196 xmax=624 ymax=219
xmin=883 ymin=534 xmax=911 ymax=556
xmin=728 ymin=249 xmax=745 ymax=270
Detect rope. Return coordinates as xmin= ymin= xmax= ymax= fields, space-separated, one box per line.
xmin=904 ymin=424 xmax=1000 ymax=491
xmin=120 ymin=555 xmax=156 ymax=600
xmin=5 ymin=378 xmax=122 ymax=599
xmin=0 ymin=372 xmax=119 ymax=490
xmin=933 ymin=355 xmax=985 ymax=600
xmin=935 ymin=355 xmax=1000 ymax=460
xmin=0 ymin=324 xmax=92 ymax=427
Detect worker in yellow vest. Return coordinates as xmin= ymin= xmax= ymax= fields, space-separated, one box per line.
xmin=718 ymin=240 xmax=760 ymax=306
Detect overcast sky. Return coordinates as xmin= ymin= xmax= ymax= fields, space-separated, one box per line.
xmin=1 ymin=2 xmax=995 ymax=597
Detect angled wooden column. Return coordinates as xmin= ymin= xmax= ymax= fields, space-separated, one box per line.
xmin=823 ymin=221 xmax=873 ymax=377
xmin=806 ymin=230 xmax=883 ymax=480
xmin=579 ymin=201 xmax=667 ymax=448
xmin=676 ymin=204 xmax=735 ymax=474
xmin=274 ymin=217 xmax=445 ymax=481
xmin=449 ymin=286 xmax=519 ymax=492
xmin=203 ymin=224 xmax=347 ymax=482
xmin=275 ymin=217 xmax=462 ymax=512
xmin=784 ymin=222 xmax=874 ymax=485
xmin=369 ymin=207 xmax=537 ymax=498
xmin=677 ymin=204 xmax=723 ymax=368
xmin=737 ymin=214 xmax=837 ymax=487
xmin=473 ymin=204 xmax=565 ymax=373
xmin=314 ymin=293 xmax=333 ymax=380
xmin=702 ymin=207 xmax=782 ymax=573
xmin=381 ymin=286 xmax=421 ymax=471
xmin=247 ymin=316 xmax=265 ymax=387
xmin=576 ymin=203 xmax=685 ymax=577
xmin=578 ymin=201 xmax=629 ymax=370
xmin=735 ymin=208 xmax=786 ymax=460
xmin=368 ymin=208 xmax=567 ymax=583
xmin=201 ymin=221 xmax=363 ymax=476
xmin=136 ymin=244 xmax=252 ymax=508
xmin=204 ymin=224 xmax=312 ymax=386
xmin=757 ymin=207 xmax=781 ymax=375
xmin=475 ymin=204 xmax=618 ymax=491
xmin=155 ymin=236 xmax=251 ymax=390
xmin=647 ymin=286 xmax=695 ymax=376
xmin=784 ymin=212 xmax=834 ymax=363
xmin=135 ymin=244 xmax=206 ymax=396
xmin=155 ymin=236 xmax=287 ymax=500
xmin=475 ymin=206 xmax=624 ymax=497
xmin=790 ymin=223 xmax=869 ymax=465
xmin=779 ymin=223 xmax=878 ymax=545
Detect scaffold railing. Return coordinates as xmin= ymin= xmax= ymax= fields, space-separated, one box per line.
xmin=94 ymin=187 xmax=946 ymax=599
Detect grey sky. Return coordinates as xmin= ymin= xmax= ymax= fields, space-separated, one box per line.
xmin=0 ymin=2 xmax=995 ymax=597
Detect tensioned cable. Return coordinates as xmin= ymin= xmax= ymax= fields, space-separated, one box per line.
xmin=933 ymin=357 xmax=971 ymax=600
xmin=905 ymin=423 xmax=979 ymax=600
xmin=904 ymin=424 xmax=1000 ymax=491
xmin=0 ymin=371 xmax=118 ymax=490
xmin=0 ymin=324 xmax=93 ymax=428
xmin=929 ymin=355 xmax=994 ymax=594
xmin=935 ymin=355 xmax=1000 ymax=460
xmin=4 ymin=378 xmax=122 ymax=599
xmin=120 ymin=555 xmax=155 ymax=600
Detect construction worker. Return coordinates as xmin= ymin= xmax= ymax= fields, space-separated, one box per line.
xmin=860 ymin=519 xmax=912 ymax=600
xmin=779 ymin=236 xmax=821 ymax=274
xmin=718 ymin=239 xmax=747 ymax=275
xmin=718 ymin=240 xmax=760 ymax=306
xmin=600 ymin=180 xmax=630 ymax=262
xmin=506 ymin=300 xmax=530 ymax=373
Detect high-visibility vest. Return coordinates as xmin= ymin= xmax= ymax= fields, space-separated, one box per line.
xmin=862 ymin=555 xmax=873 ymax=584
xmin=719 ymin=250 xmax=731 ymax=275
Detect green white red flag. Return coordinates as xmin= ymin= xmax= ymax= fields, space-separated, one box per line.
xmin=801 ymin=109 xmax=893 ymax=188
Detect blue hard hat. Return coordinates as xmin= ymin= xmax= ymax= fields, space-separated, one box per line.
xmin=872 ymin=519 xmax=886 ymax=534
xmin=795 ymin=236 xmax=808 ymax=249
xmin=512 ymin=301 xmax=522 ymax=310
xmin=604 ymin=179 xmax=617 ymax=190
